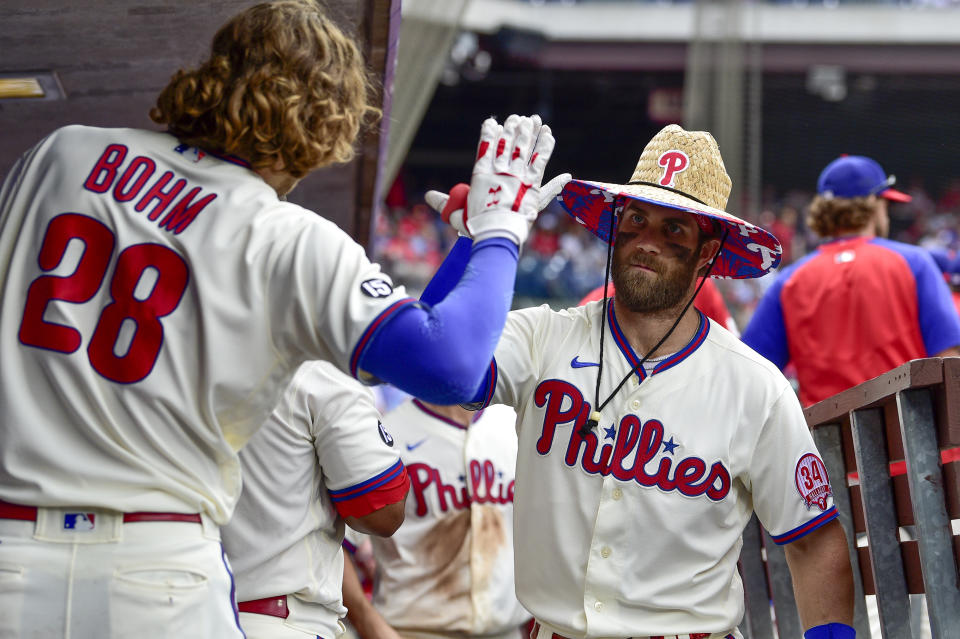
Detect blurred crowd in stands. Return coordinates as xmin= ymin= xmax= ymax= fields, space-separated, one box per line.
xmin=372 ymin=175 xmax=960 ymax=330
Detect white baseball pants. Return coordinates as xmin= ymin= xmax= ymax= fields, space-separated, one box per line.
xmin=0 ymin=509 xmax=243 ymax=638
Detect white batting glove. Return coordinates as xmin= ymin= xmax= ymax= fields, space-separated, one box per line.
xmin=446 ymin=114 xmax=556 ymax=245
xmin=425 ymin=172 xmax=572 ymax=240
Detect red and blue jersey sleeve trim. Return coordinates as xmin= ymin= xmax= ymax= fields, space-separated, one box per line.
xmin=479 ymin=359 xmax=497 ymax=409
xmin=342 ymin=539 xmax=357 ymax=555
xmin=770 ymin=506 xmax=839 ymax=545
xmin=350 ymin=299 xmax=418 ymax=379
xmin=329 ymin=459 xmax=410 ymax=518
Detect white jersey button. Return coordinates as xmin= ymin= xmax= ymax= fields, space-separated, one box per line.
xmin=631 ymin=399 xmax=640 ymax=409
xmin=600 ymin=546 xmax=611 ymax=558
xmin=594 ymin=601 xmax=604 ymax=611
xmin=612 ymin=487 xmax=623 ymax=500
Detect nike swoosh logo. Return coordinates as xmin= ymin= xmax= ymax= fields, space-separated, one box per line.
xmin=571 ymin=356 xmax=599 ymax=369
xmin=406 ymin=439 xmax=428 ymax=451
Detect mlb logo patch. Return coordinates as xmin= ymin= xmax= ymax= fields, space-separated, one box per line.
xmin=63 ymin=512 xmax=96 ymax=531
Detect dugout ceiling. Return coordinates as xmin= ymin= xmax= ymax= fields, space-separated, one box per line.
xmin=0 ymin=0 xmax=395 ymax=245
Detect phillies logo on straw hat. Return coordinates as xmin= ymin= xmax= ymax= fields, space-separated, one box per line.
xmin=657 ymin=150 xmax=689 ymax=187
xmin=795 ymin=453 xmax=832 ymax=511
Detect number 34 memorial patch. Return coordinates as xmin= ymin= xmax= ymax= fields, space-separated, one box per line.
xmin=795 ymin=453 xmax=832 ymax=511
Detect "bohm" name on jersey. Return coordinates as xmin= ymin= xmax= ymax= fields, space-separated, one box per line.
xmin=83 ymin=144 xmax=217 ymax=235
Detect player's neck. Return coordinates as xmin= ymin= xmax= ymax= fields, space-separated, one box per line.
xmin=829 ymin=227 xmax=874 ymax=239
xmin=612 ymin=296 xmax=702 ymax=359
xmin=419 ymin=401 xmax=474 ymax=427
xmin=254 ymin=165 xmax=303 ymax=198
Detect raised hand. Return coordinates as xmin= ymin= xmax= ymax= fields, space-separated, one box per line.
xmin=429 ymin=114 xmax=557 ymax=245
xmin=425 ymin=172 xmax=572 ymax=240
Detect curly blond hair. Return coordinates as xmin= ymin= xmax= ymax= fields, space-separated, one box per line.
xmin=807 ymin=195 xmax=878 ymax=238
xmin=150 ymin=0 xmax=380 ymax=177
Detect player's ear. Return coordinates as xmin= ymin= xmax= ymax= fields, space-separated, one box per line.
xmin=695 ymin=236 xmax=721 ymax=278
xmin=701 ymin=236 xmax=722 ymax=263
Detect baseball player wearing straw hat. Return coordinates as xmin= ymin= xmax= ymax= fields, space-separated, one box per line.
xmin=742 ymin=154 xmax=960 ymax=407
xmin=346 ymin=399 xmax=530 ymax=639
xmin=0 ymin=1 xmax=556 ymax=635
xmin=426 ymin=125 xmax=855 ymax=639
xmin=221 ymin=360 xmax=407 ymax=639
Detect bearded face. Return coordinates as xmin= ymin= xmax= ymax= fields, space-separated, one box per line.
xmin=612 ymin=241 xmax=700 ymax=313
xmin=611 ymin=202 xmax=707 ymax=314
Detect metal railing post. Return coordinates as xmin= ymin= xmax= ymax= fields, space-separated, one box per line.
xmin=896 ymin=388 xmax=960 ymax=637
xmin=850 ymin=407 xmax=913 ymax=639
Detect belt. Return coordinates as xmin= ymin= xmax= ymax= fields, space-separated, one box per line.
xmin=0 ymin=499 xmax=202 ymax=524
xmin=530 ymin=621 xmax=720 ymax=639
xmin=237 ymin=595 xmax=289 ymax=619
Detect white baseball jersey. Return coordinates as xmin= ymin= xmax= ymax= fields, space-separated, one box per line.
xmin=222 ymin=361 xmax=406 ymax=638
xmin=368 ymin=399 xmax=530 ymax=636
xmin=0 ymin=125 xmax=411 ymax=523
xmin=475 ymin=301 xmax=837 ymax=638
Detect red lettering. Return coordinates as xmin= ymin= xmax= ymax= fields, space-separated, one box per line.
xmin=407 ymin=462 xmax=435 ymax=516
xmin=610 ymin=415 xmax=642 ymax=481
xmin=83 ymin=144 xmax=127 ymax=193
xmin=470 ymin=460 xmax=487 ymax=504
xmin=631 ymin=419 xmax=665 ymax=487
xmin=533 ymin=381 xmax=732 ymax=502
xmin=159 ymin=187 xmax=216 ymax=234
xmin=655 ymin=457 xmax=676 ymax=491
xmin=483 ymin=460 xmax=496 ymax=502
xmin=534 ymin=380 xmax=584 ymax=454
xmin=468 ymin=459 xmax=515 ymax=505
xmin=113 ymin=156 xmax=156 ymax=202
xmin=673 ymin=457 xmax=708 ymax=495
xmin=436 ymin=480 xmax=466 ymax=512
xmin=564 ymin=422 xmax=613 ymax=475
xmin=135 ymin=171 xmax=187 ymax=221
xmin=705 ymin=462 xmax=731 ymax=501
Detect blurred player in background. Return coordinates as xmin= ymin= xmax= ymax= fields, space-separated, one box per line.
xmin=742 ymin=154 xmax=960 ymax=406
xmin=927 ymin=247 xmax=960 ymax=316
xmin=345 ymin=398 xmax=530 ymax=639
xmin=0 ymin=0 xmax=555 ymax=635
xmin=341 ymin=544 xmax=403 ymax=639
xmin=222 ymin=361 xmax=407 ymax=639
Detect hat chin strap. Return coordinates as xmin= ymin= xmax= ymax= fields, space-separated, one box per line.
xmin=626 ymin=180 xmax=709 ymax=207
xmin=580 ymin=226 xmax=729 ymax=438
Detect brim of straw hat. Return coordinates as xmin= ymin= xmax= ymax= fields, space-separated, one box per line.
xmin=559 ymin=178 xmax=783 ymax=279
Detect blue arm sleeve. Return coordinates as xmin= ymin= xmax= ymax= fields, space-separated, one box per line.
xmin=356 ymin=237 xmax=517 ymax=404
xmin=419 ymin=236 xmax=473 ymax=306
xmin=803 ymin=623 xmax=855 ymax=639
xmin=741 ymin=275 xmax=790 ymax=369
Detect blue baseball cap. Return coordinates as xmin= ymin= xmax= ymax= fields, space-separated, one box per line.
xmin=817 ymin=155 xmax=912 ymax=202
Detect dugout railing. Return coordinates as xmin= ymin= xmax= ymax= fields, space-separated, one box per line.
xmin=738 ymin=357 xmax=960 ymax=639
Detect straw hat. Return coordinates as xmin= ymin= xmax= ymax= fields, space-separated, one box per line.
xmin=558 ymin=124 xmax=782 ymax=279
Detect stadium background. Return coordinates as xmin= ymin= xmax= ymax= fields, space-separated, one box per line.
xmin=373 ymin=0 xmax=960 ymax=330
xmin=2 ymin=0 xmax=960 ymax=329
